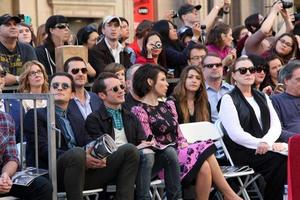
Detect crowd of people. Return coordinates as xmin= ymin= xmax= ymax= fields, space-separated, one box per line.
xmin=0 ymin=0 xmax=299 ymax=199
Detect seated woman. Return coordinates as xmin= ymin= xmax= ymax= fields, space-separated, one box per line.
xmin=131 ymin=64 xmax=241 ymax=200
xmin=218 ymin=56 xmax=287 ymax=200
xmin=18 ymin=60 xmax=49 ymax=113
xmin=169 ymin=65 xmax=211 ymax=123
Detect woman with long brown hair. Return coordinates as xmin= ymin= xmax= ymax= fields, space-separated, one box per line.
xmin=170 ymin=65 xmax=210 ymax=123
xmin=18 ymin=60 xmax=49 ymax=112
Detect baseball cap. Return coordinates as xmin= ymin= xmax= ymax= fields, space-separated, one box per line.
xmin=102 ymin=15 xmax=121 ymax=27
xmin=45 ymin=15 xmax=68 ymax=34
xmin=178 ymin=4 xmax=201 ymax=19
xmin=0 ymin=14 xmax=21 ymax=26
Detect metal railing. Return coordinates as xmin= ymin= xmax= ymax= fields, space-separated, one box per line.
xmin=0 ymin=93 xmax=58 ymax=200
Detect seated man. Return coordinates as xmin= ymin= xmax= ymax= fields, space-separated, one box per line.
xmin=85 ymin=72 xmax=152 ymax=200
xmin=24 ymin=72 xmax=139 ymax=200
xmin=271 ymin=60 xmax=300 ymax=142
xmin=0 ymin=111 xmax=52 ymax=200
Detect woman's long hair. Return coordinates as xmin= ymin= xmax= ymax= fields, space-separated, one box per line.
xmin=18 ymin=60 xmax=49 ymax=93
xmin=206 ymin=22 xmax=231 ymax=48
xmin=172 ymin=65 xmax=210 ymax=123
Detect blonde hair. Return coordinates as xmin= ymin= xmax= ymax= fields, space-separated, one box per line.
xmin=18 ymin=60 xmax=49 ymax=93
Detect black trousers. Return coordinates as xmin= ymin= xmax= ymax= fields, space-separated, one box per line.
xmin=0 ymin=175 xmax=52 ymax=200
xmin=233 ymin=150 xmax=287 ymax=200
xmin=57 ymin=144 xmax=140 ymax=200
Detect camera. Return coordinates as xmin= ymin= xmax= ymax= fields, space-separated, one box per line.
xmin=281 ymin=0 xmax=293 ymax=9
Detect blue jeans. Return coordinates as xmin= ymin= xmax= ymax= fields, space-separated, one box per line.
xmin=136 ymin=150 xmax=155 ymax=200
xmin=153 ymin=146 xmax=182 ymax=200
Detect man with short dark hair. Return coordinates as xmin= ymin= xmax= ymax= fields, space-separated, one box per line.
xmin=89 ymin=16 xmax=132 ymax=77
xmin=87 ymin=72 xmax=152 ymax=200
xmin=202 ymin=53 xmax=233 ymax=122
xmin=271 ymin=60 xmax=300 ymax=142
xmin=187 ymin=44 xmax=207 ymax=67
xmin=0 ymin=14 xmax=37 ymax=85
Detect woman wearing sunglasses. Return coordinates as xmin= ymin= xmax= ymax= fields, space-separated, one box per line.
xmin=18 ymin=60 xmax=49 ymax=113
xmin=131 ymin=64 xmax=241 ymax=200
xmin=218 ymin=56 xmax=287 ymax=200
xmin=35 ymin=15 xmax=71 ymax=76
xmin=135 ymin=31 xmax=167 ymax=67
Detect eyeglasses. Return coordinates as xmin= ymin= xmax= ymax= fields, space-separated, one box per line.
xmin=0 ymin=71 xmax=6 ymax=78
xmin=279 ymin=38 xmax=293 ymax=47
xmin=53 ymin=23 xmax=69 ymax=29
xmin=203 ymin=63 xmax=223 ymax=68
xmin=51 ymin=82 xmax=71 ymax=90
xmin=29 ymin=70 xmax=42 ymax=77
xmin=255 ymin=66 xmax=266 ymax=73
xmin=106 ymin=84 xmax=125 ymax=93
xmin=190 ymin=55 xmax=205 ymax=61
xmin=71 ymin=68 xmax=88 ymax=75
xmin=234 ymin=67 xmax=256 ymax=75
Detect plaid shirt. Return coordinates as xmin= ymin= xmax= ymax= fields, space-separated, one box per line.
xmin=0 ymin=111 xmax=19 ymax=169
xmin=106 ymin=107 xmax=124 ymax=130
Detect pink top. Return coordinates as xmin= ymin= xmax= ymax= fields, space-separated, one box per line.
xmin=206 ymin=44 xmax=232 ymax=60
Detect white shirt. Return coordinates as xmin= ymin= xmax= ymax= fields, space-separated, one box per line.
xmin=114 ymin=128 xmax=128 ymax=147
xmin=73 ymin=90 xmax=92 ymax=120
xmin=104 ymin=38 xmax=123 ymax=63
xmin=218 ymin=94 xmax=281 ymax=149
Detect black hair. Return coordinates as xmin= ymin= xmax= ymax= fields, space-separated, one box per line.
xmin=92 ymin=72 xmax=119 ymax=94
xmin=187 ymin=44 xmax=207 ymax=59
xmin=281 ymin=60 xmax=300 ymax=81
xmin=49 ymin=72 xmax=75 ymax=92
xmin=133 ymin=64 xmax=167 ymax=98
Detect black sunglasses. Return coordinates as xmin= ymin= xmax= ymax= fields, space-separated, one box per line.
xmin=0 ymin=71 xmax=7 ymax=78
xmin=51 ymin=82 xmax=71 ymax=90
xmin=71 ymin=68 xmax=88 ymax=75
xmin=234 ymin=67 xmax=256 ymax=75
xmin=256 ymin=66 xmax=266 ymax=73
xmin=54 ymin=23 xmax=69 ymax=29
xmin=203 ymin=63 xmax=223 ymax=68
xmin=107 ymin=84 xmax=125 ymax=93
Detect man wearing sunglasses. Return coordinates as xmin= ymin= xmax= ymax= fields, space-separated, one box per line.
xmin=35 ymin=15 xmax=70 ymax=76
xmin=64 ymin=56 xmax=101 ymax=124
xmin=202 ymin=52 xmax=233 ymax=122
xmin=0 ymin=14 xmax=37 ymax=85
xmin=89 ymin=15 xmax=132 ymax=77
xmin=86 ymin=72 xmax=152 ymax=200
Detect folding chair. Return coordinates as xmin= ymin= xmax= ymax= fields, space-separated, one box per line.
xmin=57 ymin=188 xmax=103 ymax=200
xmin=179 ymin=121 xmax=263 ymax=200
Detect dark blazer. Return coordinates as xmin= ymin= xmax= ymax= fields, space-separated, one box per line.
xmin=85 ymin=103 xmax=146 ymax=146
xmin=67 ymin=91 xmax=102 ymax=123
xmin=24 ymin=107 xmax=92 ymax=169
xmin=88 ymin=39 xmax=132 ymax=76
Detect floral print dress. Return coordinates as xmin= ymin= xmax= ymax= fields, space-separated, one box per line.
xmin=131 ymin=100 xmax=215 ymax=185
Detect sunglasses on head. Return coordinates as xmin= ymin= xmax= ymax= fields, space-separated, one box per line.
xmin=203 ymin=63 xmax=223 ymax=68
xmin=54 ymin=23 xmax=69 ymax=29
xmin=107 ymin=84 xmax=125 ymax=93
xmin=51 ymin=82 xmax=71 ymax=90
xmin=0 ymin=71 xmax=7 ymax=78
xmin=234 ymin=67 xmax=256 ymax=75
xmin=71 ymin=68 xmax=88 ymax=75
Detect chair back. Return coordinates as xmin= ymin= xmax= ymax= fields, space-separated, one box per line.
xmin=288 ymin=135 xmax=300 ymax=200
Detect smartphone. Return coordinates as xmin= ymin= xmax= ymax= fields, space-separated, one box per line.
xmin=146 ymin=135 xmax=153 ymax=142
xmin=24 ymin=15 xmax=32 ymax=25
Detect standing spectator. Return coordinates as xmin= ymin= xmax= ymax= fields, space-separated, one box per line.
xmin=152 ymin=20 xmax=200 ymax=77
xmin=88 ymin=16 xmax=132 ymax=77
xmin=187 ymin=44 xmax=207 ymax=67
xmin=0 ymin=111 xmax=52 ymax=200
xmin=135 ymin=31 xmax=166 ymax=67
xmin=18 ymin=22 xmax=36 ymax=47
xmin=77 ymin=25 xmax=99 ymax=49
xmin=35 ymin=15 xmax=70 ymax=75
xmin=18 ymin=60 xmax=49 ymax=112
xmin=218 ymin=56 xmax=287 ymax=200
xmin=129 ymin=20 xmax=153 ymax=64
xmin=202 ymin=53 xmax=233 ymax=122
xmin=0 ymin=14 xmax=37 ymax=85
